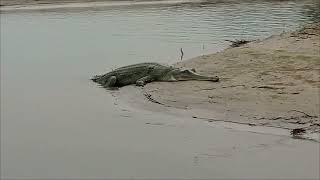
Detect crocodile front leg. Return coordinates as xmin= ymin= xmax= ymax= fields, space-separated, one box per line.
xmin=136 ymin=76 xmax=153 ymax=86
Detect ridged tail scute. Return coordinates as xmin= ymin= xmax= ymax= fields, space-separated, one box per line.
xmin=91 ymin=75 xmax=101 ymax=82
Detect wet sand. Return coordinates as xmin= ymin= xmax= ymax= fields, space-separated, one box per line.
xmin=123 ymin=23 xmax=320 ymax=134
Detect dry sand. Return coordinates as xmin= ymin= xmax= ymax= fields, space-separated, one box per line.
xmin=134 ymin=23 xmax=320 ymax=134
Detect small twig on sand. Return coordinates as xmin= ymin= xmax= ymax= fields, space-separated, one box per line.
xmin=180 ymin=48 xmax=184 ymax=60
xmin=288 ymin=110 xmax=318 ymax=118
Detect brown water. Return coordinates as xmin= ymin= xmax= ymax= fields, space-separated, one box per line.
xmin=1 ymin=0 xmax=319 ymax=178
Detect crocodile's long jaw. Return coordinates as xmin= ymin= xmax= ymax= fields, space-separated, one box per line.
xmin=173 ymin=69 xmax=219 ymax=82
xmin=176 ymin=74 xmax=219 ymax=81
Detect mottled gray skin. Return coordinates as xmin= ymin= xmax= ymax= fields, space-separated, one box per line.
xmin=92 ymin=62 xmax=219 ymax=88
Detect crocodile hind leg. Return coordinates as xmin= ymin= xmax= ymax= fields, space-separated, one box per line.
xmin=103 ymin=76 xmax=117 ymax=88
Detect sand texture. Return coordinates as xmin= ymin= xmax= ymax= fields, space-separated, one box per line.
xmin=138 ymin=23 xmax=320 ymax=133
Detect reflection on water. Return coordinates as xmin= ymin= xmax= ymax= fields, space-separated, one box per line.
xmin=1 ymin=0 xmax=319 ymax=178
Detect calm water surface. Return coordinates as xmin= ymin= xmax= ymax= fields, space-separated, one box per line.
xmin=1 ymin=0 xmax=319 ymax=178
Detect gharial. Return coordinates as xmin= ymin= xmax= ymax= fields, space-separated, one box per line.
xmin=91 ymin=62 xmax=219 ymax=88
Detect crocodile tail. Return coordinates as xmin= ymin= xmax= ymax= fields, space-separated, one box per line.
xmin=91 ymin=75 xmax=101 ymax=82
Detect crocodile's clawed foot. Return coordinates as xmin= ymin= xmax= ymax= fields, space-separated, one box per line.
xmin=136 ymin=81 xmax=145 ymax=87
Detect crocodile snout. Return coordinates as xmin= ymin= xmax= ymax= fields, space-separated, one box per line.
xmin=211 ymin=76 xmax=219 ymax=82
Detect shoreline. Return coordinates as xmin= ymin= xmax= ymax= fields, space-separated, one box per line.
xmin=0 ymin=0 xmax=205 ymax=11
xmin=120 ymin=22 xmax=320 ymax=136
xmin=1 ymin=0 xmax=308 ymax=11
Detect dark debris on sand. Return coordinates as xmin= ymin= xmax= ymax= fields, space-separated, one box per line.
xmin=225 ymin=39 xmax=252 ymax=47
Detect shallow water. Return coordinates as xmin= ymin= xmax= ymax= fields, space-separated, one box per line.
xmin=1 ymin=0 xmax=319 ymax=178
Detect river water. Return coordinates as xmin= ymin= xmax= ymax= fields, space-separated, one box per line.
xmin=1 ymin=0 xmax=319 ymax=179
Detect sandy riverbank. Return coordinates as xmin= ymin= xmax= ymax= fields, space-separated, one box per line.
xmin=121 ymin=23 xmax=320 ymax=134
